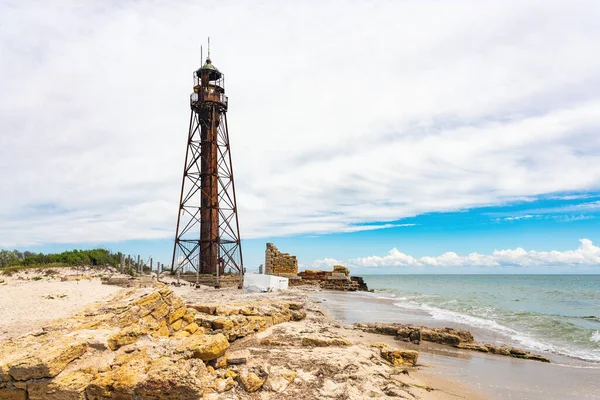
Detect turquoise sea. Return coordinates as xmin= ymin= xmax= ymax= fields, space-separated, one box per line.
xmin=362 ymin=275 xmax=600 ymax=363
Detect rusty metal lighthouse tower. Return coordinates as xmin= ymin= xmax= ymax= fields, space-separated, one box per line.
xmin=171 ymin=43 xmax=243 ymax=285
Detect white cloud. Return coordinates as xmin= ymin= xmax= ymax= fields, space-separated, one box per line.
xmin=504 ymin=215 xmax=536 ymax=221
xmin=1 ymin=1 xmax=600 ymax=246
xmin=310 ymin=258 xmax=343 ymax=270
xmin=341 ymin=239 xmax=600 ymax=268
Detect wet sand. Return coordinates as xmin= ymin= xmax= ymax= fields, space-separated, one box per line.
xmin=313 ymin=290 xmax=600 ymax=400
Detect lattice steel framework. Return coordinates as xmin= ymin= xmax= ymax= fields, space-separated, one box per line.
xmin=171 ymin=55 xmax=243 ymax=279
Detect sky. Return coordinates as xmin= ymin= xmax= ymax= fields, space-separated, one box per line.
xmin=1 ymin=1 xmax=600 ymax=274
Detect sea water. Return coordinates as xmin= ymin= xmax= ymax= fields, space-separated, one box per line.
xmin=362 ymin=274 xmax=600 ymax=364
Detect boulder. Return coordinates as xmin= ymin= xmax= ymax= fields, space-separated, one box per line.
xmin=183 ymin=323 xmax=200 ymax=334
xmin=420 ymin=330 xmax=461 ymax=346
xmin=237 ymin=367 xmax=265 ymax=392
xmin=177 ymin=333 xmax=230 ymax=361
xmin=134 ymin=357 xmax=208 ymax=399
xmin=380 ymin=348 xmax=419 ymax=366
xmin=168 ymin=306 xmax=188 ymax=324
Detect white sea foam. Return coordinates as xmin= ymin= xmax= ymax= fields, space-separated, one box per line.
xmin=591 ymin=331 xmax=600 ymax=343
xmin=392 ymin=300 xmax=600 ymax=363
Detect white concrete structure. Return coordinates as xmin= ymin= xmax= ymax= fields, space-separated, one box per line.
xmin=243 ymin=273 xmax=289 ymax=292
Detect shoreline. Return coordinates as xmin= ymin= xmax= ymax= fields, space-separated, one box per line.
xmin=312 ymin=288 xmax=600 ymax=400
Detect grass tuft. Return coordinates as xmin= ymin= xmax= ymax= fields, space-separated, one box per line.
xmin=1 ymin=263 xmax=71 ymax=276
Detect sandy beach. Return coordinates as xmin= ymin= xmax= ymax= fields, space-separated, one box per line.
xmin=0 ymin=270 xmax=122 ymax=341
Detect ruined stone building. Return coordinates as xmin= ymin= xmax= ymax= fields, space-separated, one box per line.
xmin=264 ymin=243 xmax=368 ymax=291
xmin=264 ymin=243 xmax=299 ymax=278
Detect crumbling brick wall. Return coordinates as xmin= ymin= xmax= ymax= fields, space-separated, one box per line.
xmin=298 ymin=265 xmax=369 ymax=291
xmin=265 ymin=243 xmax=298 ymax=276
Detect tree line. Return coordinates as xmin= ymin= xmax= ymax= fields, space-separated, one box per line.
xmin=0 ymin=248 xmax=121 ymax=269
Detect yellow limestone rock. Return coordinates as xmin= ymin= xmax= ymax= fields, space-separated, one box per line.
xmin=212 ymin=318 xmax=234 ymax=330
xmin=213 ymin=355 xmax=228 ymax=369
xmin=368 ymin=342 xmax=390 ymax=349
xmin=174 ymin=331 xmax=191 ymax=338
xmin=85 ymin=351 xmax=150 ymax=399
xmin=27 ymin=370 xmax=95 ymax=400
xmin=380 ymin=348 xmax=419 ymax=366
xmin=0 ymin=388 xmax=26 ymax=400
xmin=214 ymin=377 xmax=235 ymax=393
xmin=182 ymin=311 xmax=196 ymax=324
xmin=169 ymin=294 xmax=185 ymax=311
xmin=192 ymin=304 xmax=216 ymax=315
xmin=133 ymin=291 xmax=162 ymax=310
xmin=237 ymin=367 xmax=265 ymax=393
xmin=177 ymin=333 xmax=230 ymax=361
xmin=169 ymin=306 xmax=188 ymax=324
xmin=107 ymin=325 xmax=145 ymax=351
xmin=9 ymin=342 xmax=87 ymax=381
xmin=134 ymin=357 xmax=208 ymax=399
xmin=171 ymin=319 xmax=183 ymax=331
xmin=300 ymin=337 xmax=351 ymax=347
xmin=183 ymin=323 xmax=200 ymax=334
xmin=224 ymin=369 xmax=237 ymax=379
xmin=156 ymin=320 xmax=169 ymax=337
xmin=151 ymin=302 xmax=170 ymax=320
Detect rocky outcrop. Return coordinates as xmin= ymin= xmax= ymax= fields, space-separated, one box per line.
xmin=354 ymin=322 xmax=550 ymax=363
xmin=188 ymin=300 xmax=307 ymax=341
xmin=456 ymin=343 xmax=550 ymax=362
xmin=0 ymin=285 xmax=307 ymax=398
xmin=380 ymin=347 xmax=419 ymax=366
